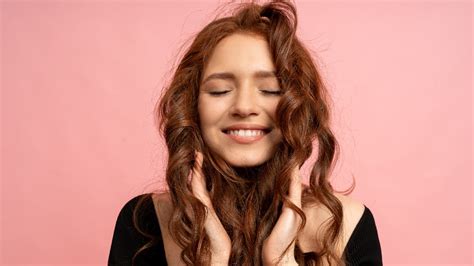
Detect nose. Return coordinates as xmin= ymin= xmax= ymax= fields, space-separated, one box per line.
xmin=230 ymin=87 xmax=259 ymax=118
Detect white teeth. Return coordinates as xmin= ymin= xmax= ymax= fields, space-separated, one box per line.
xmin=228 ymin=130 xmax=265 ymax=137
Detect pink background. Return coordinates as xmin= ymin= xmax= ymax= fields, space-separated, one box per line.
xmin=1 ymin=0 xmax=472 ymax=265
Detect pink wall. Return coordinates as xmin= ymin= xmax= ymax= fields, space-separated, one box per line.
xmin=1 ymin=1 xmax=472 ymax=265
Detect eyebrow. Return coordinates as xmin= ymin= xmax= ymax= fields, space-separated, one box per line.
xmin=201 ymin=70 xmax=277 ymax=85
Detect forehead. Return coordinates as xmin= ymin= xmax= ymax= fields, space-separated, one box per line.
xmin=202 ymin=33 xmax=275 ymax=79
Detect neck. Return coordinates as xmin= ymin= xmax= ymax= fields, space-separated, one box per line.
xmin=232 ymin=165 xmax=264 ymax=180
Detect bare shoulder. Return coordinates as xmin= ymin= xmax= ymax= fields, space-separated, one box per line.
xmin=298 ymin=191 xmax=365 ymax=256
xmin=151 ymin=191 xmax=185 ymax=265
xmin=151 ymin=191 xmax=173 ymax=221
xmin=152 ymin=190 xmax=171 ymax=203
xmin=333 ymin=192 xmax=366 ymax=229
xmin=334 ymin=193 xmax=365 ymax=254
xmin=338 ymin=194 xmax=365 ymax=228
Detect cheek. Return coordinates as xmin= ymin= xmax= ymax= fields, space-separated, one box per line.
xmin=197 ymin=106 xmax=213 ymax=146
xmin=198 ymin=99 xmax=215 ymax=127
xmin=197 ymin=97 xmax=226 ymax=145
xmin=197 ymin=95 xmax=210 ymax=123
xmin=198 ymin=96 xmax=229 ymax=124
xmin=265 ymin=100 xmax=280 ymax=121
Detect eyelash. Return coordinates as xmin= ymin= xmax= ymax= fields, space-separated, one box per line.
xmin=208 ymin=90 xmax=282 ymax=96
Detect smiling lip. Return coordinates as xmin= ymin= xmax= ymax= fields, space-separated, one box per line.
xmin=222 ymin=123 xmax=271 ymax=132
xmin=222 ymin=124 xmax=271 ymax=144
xmin=225 ymin=131 xmax=267 ymax=144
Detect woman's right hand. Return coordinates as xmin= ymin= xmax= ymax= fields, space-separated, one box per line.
xmin=191 ymin=151 xmax=232 ymax=265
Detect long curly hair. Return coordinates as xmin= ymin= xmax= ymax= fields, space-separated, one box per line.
xmin=133 ymin=1 xmax=355 ymax=265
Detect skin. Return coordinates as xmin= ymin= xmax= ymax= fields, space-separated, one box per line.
xmin=192 ymin=150 xmax=301 ymax=265
xmin=198 ymin=33 xmax=283 ymax=167
xmin=198 ymin=33 xmax=298 ymax=264
xmin=153 ymin=33 xmax=366 ymax=265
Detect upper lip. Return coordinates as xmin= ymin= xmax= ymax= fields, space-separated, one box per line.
xmin=222 ymin=123 xmax=272 ymax=132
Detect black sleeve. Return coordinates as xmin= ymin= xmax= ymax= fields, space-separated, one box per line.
xmin=108 ymin=194 xmax=167 ymax=266
xmin=344 ymin=206 xmax=383 ymax=266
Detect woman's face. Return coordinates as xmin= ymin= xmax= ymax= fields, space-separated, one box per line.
xmin=198 ymin=33 xmax=283 ymax=167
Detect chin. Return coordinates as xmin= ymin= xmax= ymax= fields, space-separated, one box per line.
xmin=228 ymin=161 xmax=263 ymax=168
xmin=221 ymin=153 xmax=270 ymax=168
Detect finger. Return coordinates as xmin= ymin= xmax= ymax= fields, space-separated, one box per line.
xmin=191 ymin=151 xmax=212 ymax=206
xmin=275 ymin=166 xmax=303 ymax=234
xmin=190 ymin=153 xmax=231 ymax=256
xmin=287 ymin=165 xmax=302 ymax=208
xmin=279 ymin=166 xmax=303 ymax=233
xmin=265 ymin=205 xmax=300 ymax=262
xmin=190 ymin=151 xmax=203 ymax=190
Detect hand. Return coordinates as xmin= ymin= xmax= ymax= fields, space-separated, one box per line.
xmin=191 ymin=151 xmax=232 ymax=265
xmin=262 ymin=166 xmax=302 ymax=266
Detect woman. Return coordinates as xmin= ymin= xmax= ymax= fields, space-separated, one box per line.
xmin=109 ymin=1 xmax=382 ymax=265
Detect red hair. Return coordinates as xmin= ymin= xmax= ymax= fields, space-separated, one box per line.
xmin=133 ymin=1 xmax=354 ymax=265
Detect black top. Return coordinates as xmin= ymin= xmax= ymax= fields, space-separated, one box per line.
xmin=109 ymin=194 xmax=383 ymax=265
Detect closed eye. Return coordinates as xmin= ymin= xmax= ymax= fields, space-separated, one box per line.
xmin=208 ymin=90 xmax=282 ymax=96
xmin=261 ymin=90 xmax=282 ymax=95
xmin=209 ymin=91 xmax=230 ymax=96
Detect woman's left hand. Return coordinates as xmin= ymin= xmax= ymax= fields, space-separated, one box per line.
xmin=262 ymin=166 xmax=302 ymax=266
